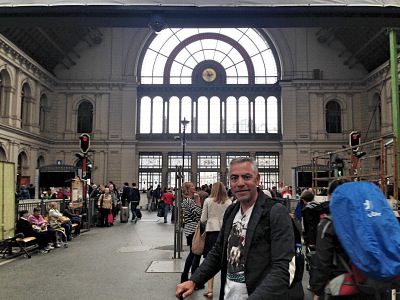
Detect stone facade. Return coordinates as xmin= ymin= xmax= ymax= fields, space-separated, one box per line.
xmin=0 ymin=27 xmax=395 ymax=190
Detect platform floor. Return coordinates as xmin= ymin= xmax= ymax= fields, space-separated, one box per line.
xmin=0 ymin=209 xmax=313 ymax=300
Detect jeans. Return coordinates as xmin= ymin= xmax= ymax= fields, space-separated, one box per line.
xmin=163 ymin=204 xmax=170 ymax=222
xmin=130 ymin=202 xmax=138 ymax=220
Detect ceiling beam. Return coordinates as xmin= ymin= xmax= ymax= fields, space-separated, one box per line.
xmin=0 ymin=6 xmax=399 ymax=28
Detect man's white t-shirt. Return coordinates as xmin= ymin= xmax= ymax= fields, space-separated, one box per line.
xmin=224 ymin=204 xmax=255 ymax=300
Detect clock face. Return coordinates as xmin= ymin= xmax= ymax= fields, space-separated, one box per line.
xmin=202 ymin=68 xmax=217 ymax=82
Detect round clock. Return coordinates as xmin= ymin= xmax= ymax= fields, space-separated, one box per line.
xmin=202 ymin=68 xmax=217 ymax=82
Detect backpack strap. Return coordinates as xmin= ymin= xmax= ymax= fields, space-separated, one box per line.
xmin=321 ymin=215 xmax=332 ymax=239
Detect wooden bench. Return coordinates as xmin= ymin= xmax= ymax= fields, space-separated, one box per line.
xmin=0 ymin=234 xmax=38 ymax=259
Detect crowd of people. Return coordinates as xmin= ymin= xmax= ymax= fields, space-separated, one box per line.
xmin=13 ymin=160 xmax=398 ymax=299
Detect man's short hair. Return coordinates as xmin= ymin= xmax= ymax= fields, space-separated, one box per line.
xmin=328 ymin=178 xmax=350 ymax=195
xmin=229 ymin=157 xmax=258 ymax=173
xmin=300 ymin=190 xmax=314 ymax=202
xmin=33 ymin=207 xmax=41 ymax=213
xmin=132 ymin=183 xmax=137 ymax=187
xmin=19 ymin=210 xmax=28 ymax=217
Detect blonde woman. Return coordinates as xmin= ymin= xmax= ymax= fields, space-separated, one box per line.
xmin=97 ymin=187 xmax=113 ymax=227
xmin=200 ymin=182 xmax=231 ymax=298
xmin=48 ymin=202 xmax=72 ymax=241
xmin=180 ymin=181 xmax=203 ymax=287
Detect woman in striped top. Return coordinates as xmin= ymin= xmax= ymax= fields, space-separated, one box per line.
xmin=180 ymin=181 xmax=203 ymax=287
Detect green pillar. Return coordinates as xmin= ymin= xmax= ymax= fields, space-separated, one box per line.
xmin=389 ymin=29 xmax=400 ymax=190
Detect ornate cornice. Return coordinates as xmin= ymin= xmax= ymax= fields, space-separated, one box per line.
xmin=54 ymin=80 xmax=131 ymax=92
xmin=288 ymin=80 xmax=365 ymax=91
xmin=0 ymin=35 xmax=56 ymax=88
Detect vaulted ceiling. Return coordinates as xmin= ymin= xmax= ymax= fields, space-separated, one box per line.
xmin=0 ymin=6 xmax=397 ymax=75
xmin=0 ymin=26 xmax=103 ymax=74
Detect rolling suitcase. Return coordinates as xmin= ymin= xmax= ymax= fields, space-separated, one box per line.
xmin=120 ymin=206 xmax=129 ymax=223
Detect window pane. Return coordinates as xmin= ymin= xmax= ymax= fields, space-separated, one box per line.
xmin=169 ymin=97 xmax=180 ymax=133
xmin=267 ymin=96 xmax=278 ymax=133
xmin=198 ymin=97 xmax=208 ymax=133
xmin=210 ymin=97 xmax=220 ymax=133
xmin=255 ymin=97 xmax=266 ymax=133
xmin=140 ymin=97 xmax=151 ymax=134
xmin=238 ymin=97 xmax=249 ymax=133
xmin=226 ymin=97 xmax=237 ymax=133
xmin=152 ymin=97 xmax=163 ymax=133
xmin=139 ymin=154 xmax=162 ymax=168
xmin=198 ymin=154 xmax=220 ymax=168
xmin=181 ymin=97 xmax=192 ymax=134
xmin=77 ymin=101 xmax=93 ymax=133
xmin=326 ymin=101 xmax=342 ymax=133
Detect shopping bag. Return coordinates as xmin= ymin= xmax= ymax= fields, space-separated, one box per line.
xmin=108 ymin=212 xmax=114 ymax=224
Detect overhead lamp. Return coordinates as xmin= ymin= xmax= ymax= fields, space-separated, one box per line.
xmin=149 ymin=15 xmax=167 ymax=34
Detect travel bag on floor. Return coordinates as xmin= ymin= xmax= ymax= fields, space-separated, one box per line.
xmin=120 ymin=206 xmax=129 ymax=223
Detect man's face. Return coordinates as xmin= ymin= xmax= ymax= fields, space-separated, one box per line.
xmin=229 ymin=161 xmax=260 ymax=205
xmin=33 ymin=211 xmax=40 ymax=217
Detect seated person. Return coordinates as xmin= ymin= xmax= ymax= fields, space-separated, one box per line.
xmin=63 ymin=202 xmax=82 ymax=235
xmin=16 ymin=210 xmax=53 ymax=254
xmin=27 ymin=207 xmax=60 ymax=248
xmin=48 ymin=202 xmax=72 ymax=241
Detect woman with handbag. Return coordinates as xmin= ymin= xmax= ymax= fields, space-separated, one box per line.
xmin=200 ymin=182 xmax=231 ymax=298
xmin=49 ymin=202 xmax=72 ymax=241
xmin=181 ymin=181 xmax=203 ymax=289
xmin=98 ymin=187 xmax=113 ymax=227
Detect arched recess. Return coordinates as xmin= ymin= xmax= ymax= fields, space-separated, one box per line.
xmin=39 ymin=94 xmax=49 ymax=132
xmin=76 ymin=100 xmax=94 ymax=133
xmin=17 ymin=151 xmax=29 ymax=188
xmin=0 ymin=68 xmax=12 ymax=119
xmin=21 ymin=82 xmax=32 ymax=129
xmin=325 ymin=100 xmax=342 ymax=134
xmin=37 ymin=155 xmax=45 ymax=169
xmin=0 ymin=146 xmax=7 ymax=161
xmin=369 ymin=93 xmax=382 ymax=135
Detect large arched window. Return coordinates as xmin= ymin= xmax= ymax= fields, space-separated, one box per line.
xmin=138 ymin=28 xmax=281 ymax=137
xmin=326 ymin=100 xmax=342 ymax=133
xmin=137 ymin=28 xmax=281 ymax=188
xmin=77 ymin=101 xmax=93 ymax=133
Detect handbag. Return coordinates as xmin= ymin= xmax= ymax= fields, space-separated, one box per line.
xmin=192 ymin=222 xmax=206 ymax=255
xmin=59 ymin=216 xmax=71 ymax=224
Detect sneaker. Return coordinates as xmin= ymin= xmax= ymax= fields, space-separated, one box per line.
xmin=39 ymin=249 xmax=48 ymax=254
xmin=134 ymin=217 xmax=138 ymax=224
xmin=54 ymin=243 xmax=61 ymax=248
xmin=45 ymin=245 xmax=55 ymax=250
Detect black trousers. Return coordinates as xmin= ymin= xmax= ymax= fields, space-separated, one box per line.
xmin=100 ymin=208 xmax=111 ymax=226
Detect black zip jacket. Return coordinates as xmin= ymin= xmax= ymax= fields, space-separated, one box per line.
xmin=190 ymin=191 xmax=294 ymax=299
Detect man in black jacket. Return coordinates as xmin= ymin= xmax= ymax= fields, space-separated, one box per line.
xmin=176 ymin=157 xmax=294 ymax=299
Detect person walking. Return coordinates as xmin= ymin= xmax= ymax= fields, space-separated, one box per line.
xmin=200 ymin=181 xmax=231 ymax=298
xmin=130 ymin=182 xmax=140 ymax=223
xmin=160 ymin=188 xmax=175 ymax=223
xmin=176 ymin=157 xmax=294 ymax=299
xmin=180 ymin=181 xmax=203 ymax=288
